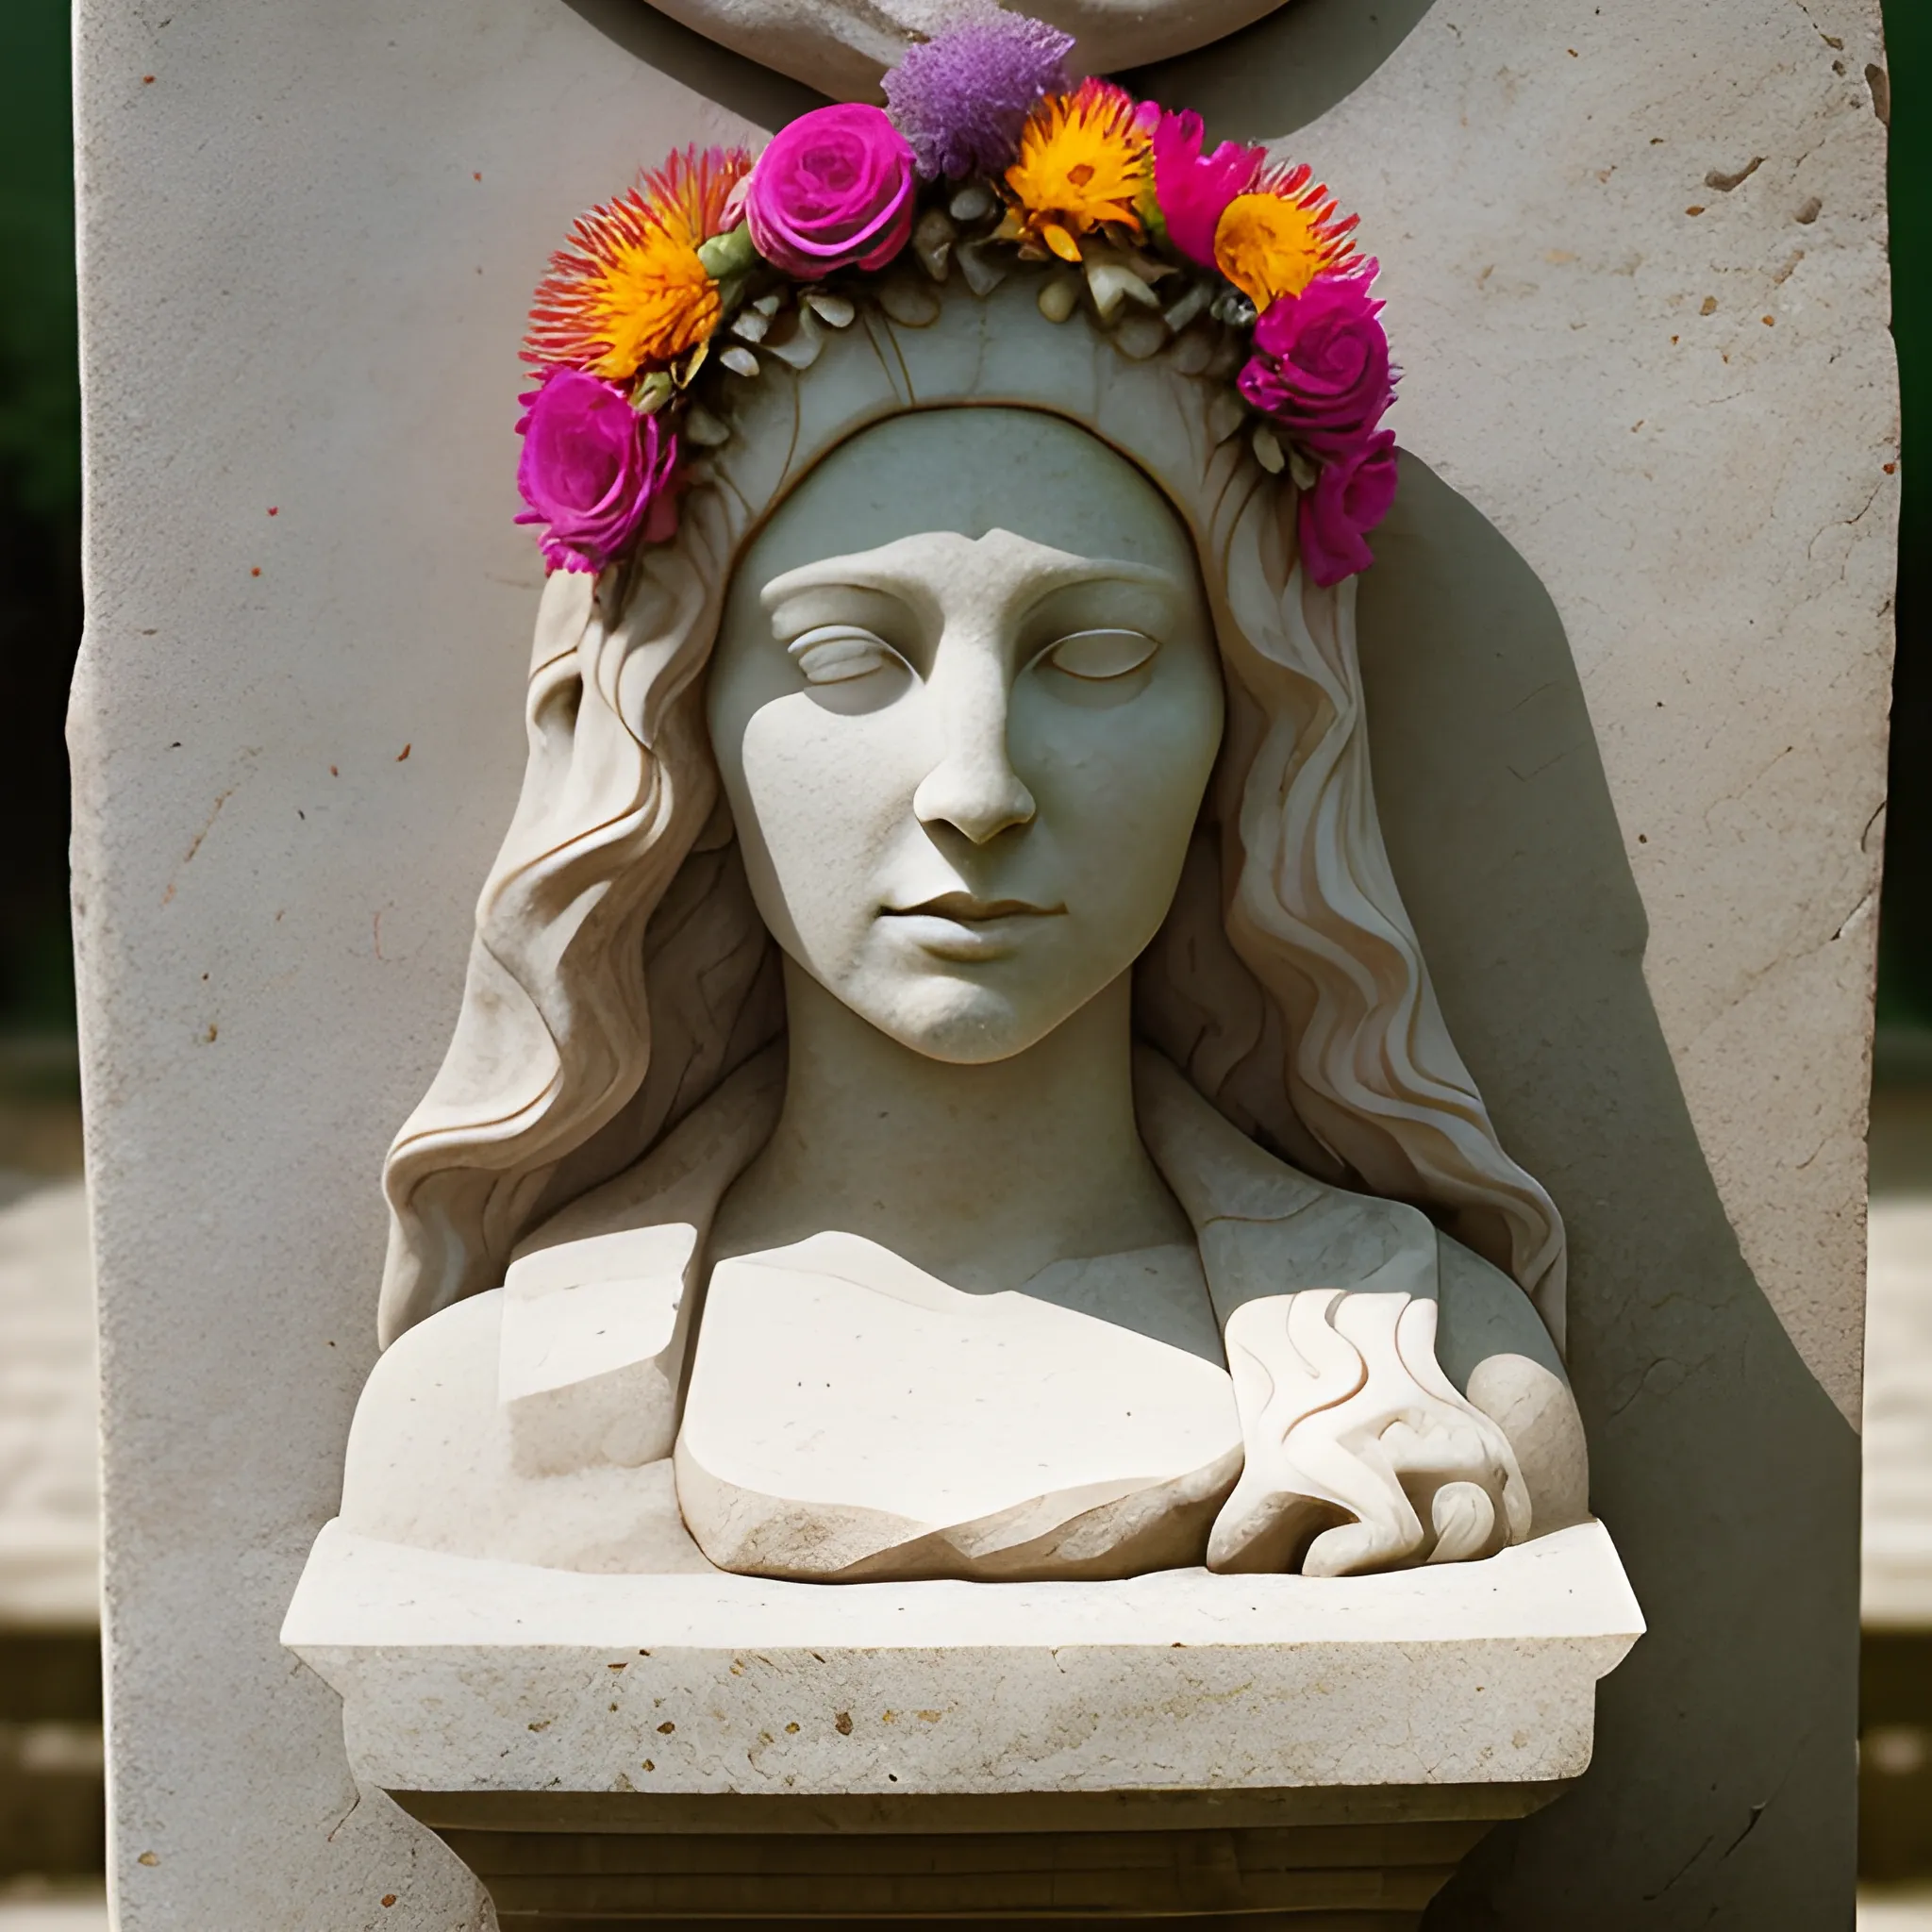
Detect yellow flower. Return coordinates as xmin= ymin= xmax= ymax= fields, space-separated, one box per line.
xmin=524 ymin=146 xmax=752 ymax=380
xmin=1213 ymin=164 xmax=1358 ymax=309
xmin=1003 ymin=79 xmax=1150 ymax=264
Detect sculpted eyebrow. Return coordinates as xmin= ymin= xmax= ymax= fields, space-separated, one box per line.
xmin=764 ymin=581 xmax=912 ymax=641
xmin=1025 ymin=569 xmax=1184 ymax=624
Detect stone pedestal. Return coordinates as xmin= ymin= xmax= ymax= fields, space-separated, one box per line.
xmin=393 ymin=1786 xmax=1547 ymax=1927
xmin=285 ymin=1521 xmax=1640 ymax=1924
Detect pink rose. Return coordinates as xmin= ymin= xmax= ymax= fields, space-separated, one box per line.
xmin=1298 ymin=431 xmax=1399 ymax=588
xmin=1151 ymin=108 xmax=1264 ymax=268
xmin=743 ymin=103 xmax=918 ymax=280
xmin=514 ymin=369 xmax=678 ymax=575
xmin=1238 ymin=272 xmax=1395 ymax=456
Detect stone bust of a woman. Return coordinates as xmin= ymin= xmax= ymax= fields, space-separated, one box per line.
xmin=335 ymin=61 xmax=1590 ymax=1587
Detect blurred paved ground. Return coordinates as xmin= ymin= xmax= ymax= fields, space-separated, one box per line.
xmin=0 ymin=1181 xmax=94 ymax=1626
xmin=1865 ymin=1202 xmax=1932 ymax=1621
xmin=0 ymin=1067 xmax=101 ymax=1909
xmin=1863 ymin=1085 xmax=1932 ymax=1892
xmin=1861 ymin=1894 xmax=1932 ymax=1928
xmin=0 ymin=1893 xmax=108 ymax=1931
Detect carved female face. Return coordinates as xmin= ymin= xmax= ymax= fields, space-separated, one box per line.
xmin=708 ymin=408 xmax=1225 ymax=1064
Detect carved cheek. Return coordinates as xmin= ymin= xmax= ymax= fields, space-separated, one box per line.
xmin=726 ymin=690 xmax=933 ymax=958
xmin=1018 ymin=667 xmax=1219 ymax=851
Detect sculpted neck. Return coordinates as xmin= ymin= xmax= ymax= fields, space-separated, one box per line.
xmin=709 ymin=956 xmax=1192 ymax=1292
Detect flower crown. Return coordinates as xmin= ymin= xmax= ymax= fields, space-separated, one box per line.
xmin=515 ymin=12 xmax=1398 ymax=591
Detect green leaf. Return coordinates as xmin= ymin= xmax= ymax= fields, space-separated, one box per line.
xmin=696 ymin=224 xmax=760 ymax=282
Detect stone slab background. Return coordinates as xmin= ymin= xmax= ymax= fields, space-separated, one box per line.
xmin=71 ymin=0 xmax=1894 ymax=1925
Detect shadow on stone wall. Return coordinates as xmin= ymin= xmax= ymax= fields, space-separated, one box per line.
xmin=1361 ymin=457 xmax=1859 ymax=1928
xmin=1123 ymin=0 xmax=1439 ymax=142
xmin=563 ymin=0 xmax=825 ymax=123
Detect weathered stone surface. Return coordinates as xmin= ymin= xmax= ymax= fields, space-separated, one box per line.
xmin=285 ymin=1520 xmax=1641 ymax=1791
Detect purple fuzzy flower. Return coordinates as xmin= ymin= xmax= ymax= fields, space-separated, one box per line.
xmin=1298 ymin=430 xmax=1399 ymax=588
xmin=514 ymin=369 xmax=678 ymax=575
xmin=1238 ymin=271 xmax=1396 ymax=457
xmin=883 ymin=9 xmax=1074 ymax=180
xmin=1151 ymin=108 xmax=1264 ymax=266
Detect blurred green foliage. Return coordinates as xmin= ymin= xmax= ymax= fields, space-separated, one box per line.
xmin=0 ymin=0 xmax=78 ymax=524
xmin=1880 ymin=0 xmax=1931 ymax=1029
xmin=0 ymin=0 xmax=79 ymax=1033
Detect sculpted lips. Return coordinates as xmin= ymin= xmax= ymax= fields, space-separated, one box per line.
xmin=881 ymin=891 xmax=1065 ymax=961
xmin=891 ymin=891 xmax=1062 ymax=921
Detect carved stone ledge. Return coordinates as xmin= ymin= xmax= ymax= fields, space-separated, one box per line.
xmin=286 ymin=1521 xmax=1639 ymax=1923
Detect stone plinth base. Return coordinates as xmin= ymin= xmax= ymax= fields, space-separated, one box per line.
xmin=393 ymin=1784 xmax=1565 ymax=1925
xmin=285 ymin=1519 xmax=1640 ymax=1922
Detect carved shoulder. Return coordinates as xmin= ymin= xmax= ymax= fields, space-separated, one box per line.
xmin=339 ymin=1290 xmax=712 ymax=1574
xmin=339 ymin=1289 xmax=508 ymax=1546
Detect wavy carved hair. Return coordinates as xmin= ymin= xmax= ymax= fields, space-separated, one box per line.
xmin=377 ymin=275 xmax=1567 ymax=1349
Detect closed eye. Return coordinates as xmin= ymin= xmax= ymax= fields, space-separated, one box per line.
xmin=1042 ymin=628 xmax=1160 ymax=681
xmin=788 ymin=625 xmax=902 ymax=685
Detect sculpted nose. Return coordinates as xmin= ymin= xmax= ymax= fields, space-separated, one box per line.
xmin=911 ymin=651 xmax=1036 ymax=846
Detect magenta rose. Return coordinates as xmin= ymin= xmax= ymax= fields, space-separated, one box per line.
xmin=1151 ymin=108 xmax=1264 ymax=267
xmin=743 ymin=103 xmax=917 ymax=280
xmin=1238 ymin=272 xmax=1396 ymax=456
xmin=514 ymin=369 xmax=678 ymax=575
xmin=1298 ymin=430 xmax=1399 ymax=588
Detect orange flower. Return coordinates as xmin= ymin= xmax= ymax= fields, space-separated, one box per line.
xmin=1003 ymin=79 xmax=1150 ymax=263
xmin=523 ymin=146 xmax=752 ymax=380
xmin=1213 ymin=162 xmax=1359 ymax=309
